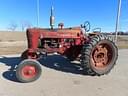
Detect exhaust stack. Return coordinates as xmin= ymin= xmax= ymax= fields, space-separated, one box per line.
xmin=50 ymin=6 xmax=55 ymax=29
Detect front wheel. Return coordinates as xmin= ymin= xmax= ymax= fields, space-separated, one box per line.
xmin=16 ymin=59 xmax=42 ymax=83
xmin=81 ymin=34 xmax=118 ymax=75
xmin=21 ymin=50 xmax=28 ymax=60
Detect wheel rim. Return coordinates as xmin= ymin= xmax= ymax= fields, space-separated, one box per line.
xmin=91 ymin=42 xmax=113 ymax=69
xmin=21 ymin=65 xmax=37 ymax=79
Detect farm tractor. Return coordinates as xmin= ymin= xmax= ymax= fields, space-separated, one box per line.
xmin=15 ymin=7 xmax=118 ymax=83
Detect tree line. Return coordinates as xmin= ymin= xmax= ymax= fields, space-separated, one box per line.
xmin=7 ymin=21 xmax=32 ymax=31
xmin=103 ymin=31 xmax=128 ymax=35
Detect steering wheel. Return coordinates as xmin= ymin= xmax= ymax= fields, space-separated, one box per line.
xmin=81 ymin=21 xmax=91 ymax=32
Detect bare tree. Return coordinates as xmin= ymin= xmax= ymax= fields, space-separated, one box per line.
xmin=8 ymin=22 xmax=18 ymax=31
xmin=21 ymin=21 xmax=32 ymax=31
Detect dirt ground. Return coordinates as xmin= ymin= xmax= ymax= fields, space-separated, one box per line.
xmin=0 ymin=49 xmax=128 ymax=96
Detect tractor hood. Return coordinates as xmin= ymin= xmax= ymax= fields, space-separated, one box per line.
xmin=27 ymin=27 xmax=82 ymax=39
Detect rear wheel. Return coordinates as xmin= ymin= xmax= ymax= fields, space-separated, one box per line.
xmin=16 ymin=59 xmax=42 ymax=83
xmin=81 ymin=34 xmax=118 ymax=75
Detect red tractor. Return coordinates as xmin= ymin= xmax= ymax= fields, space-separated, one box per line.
xmin=16 ymin=8 xmax=118 ymax=83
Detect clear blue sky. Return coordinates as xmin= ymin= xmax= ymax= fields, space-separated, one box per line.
xmin=0 ymin=0 xmax=127 ymax=32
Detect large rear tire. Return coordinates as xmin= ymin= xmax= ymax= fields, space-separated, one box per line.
xmin=16 ymin=59 xmax=42 ymax=83
xmin=81 ymin=34 xmax=118 ymax=75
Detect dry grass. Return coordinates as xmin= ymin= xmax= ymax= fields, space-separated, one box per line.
xmin=0 ymin=46 xmax=26 ymax=55
xmin=0 ymin=41 xmax=27 ymax=55
xmin=116 ymin=35 xmax=128 ymax=49
xmin=0 ymin=31 xmax=27 ymax=55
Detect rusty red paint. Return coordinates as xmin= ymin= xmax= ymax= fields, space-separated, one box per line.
xmin=21 ymin=65 xmax=37 ymax=79
xmin=24 ymin=27 xmax=87 ymax=59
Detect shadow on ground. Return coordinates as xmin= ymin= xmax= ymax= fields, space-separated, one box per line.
xmin=0 ymin=54 xmax=90 ymax=82
xmin=0 ymin=56 xmax=21 ymax=82
xmin=39 ymin=54 xmax=86 ymax=75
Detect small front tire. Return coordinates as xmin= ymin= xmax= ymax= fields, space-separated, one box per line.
xmin=16 ymin=59 xmax=42 ymax=83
